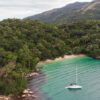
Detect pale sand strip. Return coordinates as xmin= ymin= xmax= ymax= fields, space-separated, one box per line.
xmin=37 ymin=54 xmax=85 ymax=66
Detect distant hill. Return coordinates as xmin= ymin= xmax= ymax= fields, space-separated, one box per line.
xmin=26 ymin=0 xmax=100 ymax=24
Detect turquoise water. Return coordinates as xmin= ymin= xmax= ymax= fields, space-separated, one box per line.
xmin=31 ymin=56 xmax=100 ymax=100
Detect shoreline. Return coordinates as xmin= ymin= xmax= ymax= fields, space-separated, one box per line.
xmin=38 ymin=54 xmax=85 ymax=66
xmin=0 ymin=54 xmax=99 ymax=100
xmin=0 ymin=54 xmax=97 ymax=100
xmin=28 ymin=54 xmax=86 ymax=100
xmin=23 ymin=54 xmax=86 ymax=100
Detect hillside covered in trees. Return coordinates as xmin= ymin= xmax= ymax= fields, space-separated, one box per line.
xmin=0 ymin=19 xmax=100 ymax=95
xmin=27 ymin=0 xmax=100 ymax=24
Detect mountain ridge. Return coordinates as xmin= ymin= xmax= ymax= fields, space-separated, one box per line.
xmin=26 ymin=0 xmax=100 ymax=24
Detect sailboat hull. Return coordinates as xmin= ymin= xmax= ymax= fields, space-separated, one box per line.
xmin=65 ymin=85 xmax=82 ymax=89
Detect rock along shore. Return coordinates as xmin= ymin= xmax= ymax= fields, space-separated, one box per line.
xmin=0 ymin=54 xmax=89 ymax=100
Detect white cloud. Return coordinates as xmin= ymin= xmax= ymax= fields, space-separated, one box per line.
xmin=0 ymin=0 xmax=93 ymax=20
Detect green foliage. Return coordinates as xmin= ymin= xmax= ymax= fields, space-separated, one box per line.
xmin=59 ymin=20 xmax=100 ymax=56
xmin=0 ymin=19 xmax=99 ymax=95
xmin=0 ymin=72 xmax=27 ymax=95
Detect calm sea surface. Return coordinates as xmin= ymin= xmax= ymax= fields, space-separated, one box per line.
xmin=30 ymin=56 xmax=100 ymax=100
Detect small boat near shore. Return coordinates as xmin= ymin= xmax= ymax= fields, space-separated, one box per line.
xmin=65 ymin=65 xmax=82 ymax=90
xmin=65 ymin=84 xmax=82 ymax=89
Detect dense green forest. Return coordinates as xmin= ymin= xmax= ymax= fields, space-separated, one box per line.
xmin=0 ymin=19 xmax=100 ymax=95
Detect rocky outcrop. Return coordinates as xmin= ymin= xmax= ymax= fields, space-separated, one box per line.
xmin=0 ymin=96 xmax=11 ymax=100
xmin=95 ymin=56 xmax=100 ymax=59
xmin=26 ymin=72 xmax=40 ymax=80
xmin=21 ymin=89 xmax=37 ymax=100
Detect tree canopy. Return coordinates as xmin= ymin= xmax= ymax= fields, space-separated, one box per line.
xmin=0 ymin=19 xmax=100 ymax=95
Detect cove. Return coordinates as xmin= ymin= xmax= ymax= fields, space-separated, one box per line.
xmin=30 ymin=56 xmax=100 ymax=100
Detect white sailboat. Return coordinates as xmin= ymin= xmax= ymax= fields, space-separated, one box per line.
xmin=65 ymin=65 xmax=82 ymax=89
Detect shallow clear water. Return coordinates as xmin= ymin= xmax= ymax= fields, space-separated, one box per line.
xmin=31 ymin=56 xmax=100 ymax=100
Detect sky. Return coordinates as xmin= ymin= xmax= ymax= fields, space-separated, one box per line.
xmin=0 ymin=0 xmax=93 ymax=20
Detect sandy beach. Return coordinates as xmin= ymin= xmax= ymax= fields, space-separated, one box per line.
xmin=38 ymin=54 xmax=85 ymax=66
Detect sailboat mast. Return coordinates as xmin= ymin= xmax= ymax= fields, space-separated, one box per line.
xmin=76 ymin=65 xmax=78 ymax=84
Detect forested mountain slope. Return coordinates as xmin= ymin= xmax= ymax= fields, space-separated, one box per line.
xmin=27 ymin=0 xmax=100 ymax=24
xmin=0 ymin=19 xmax=100 ymax=95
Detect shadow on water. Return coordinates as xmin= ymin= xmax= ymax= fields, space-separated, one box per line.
xmin=68 ymin=88 xmax=82 ymax=92
xmin=28 ymin=57 xmax=100 ymax=100
xmin=28 ymin=71 xmax=50 ymax=100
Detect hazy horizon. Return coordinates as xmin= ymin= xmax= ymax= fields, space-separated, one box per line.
xmin=0 ymin=0 xmax=93 ymax=20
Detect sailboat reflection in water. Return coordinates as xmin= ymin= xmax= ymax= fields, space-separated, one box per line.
xmin=65 ymin=65 xmax=82 ymax=90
